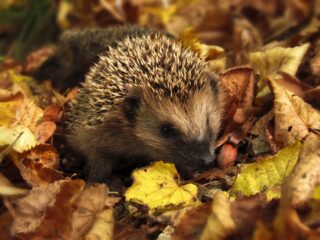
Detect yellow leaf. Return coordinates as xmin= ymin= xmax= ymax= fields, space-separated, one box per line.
xmin=250 ymin=43 xmax=309 ymax=103
xmin=200 ymin=191 xmax=235 ymax=240
xmin=269 ymin=78 xmax=320 ymax=147
xmin=0 ymin=126 xmax=37 ymax=153
xmin=125 ymin=161 xmax=199 ymax=212
xmin=179 ymin=27 xmax=226 ymax=72
xmin=231 ymin=142 xmax=302 ymax=197
xmin=250 ymin=43 xmax=309 ymax=79
xmin=0 ymin=91 xmax=24 ymax=127
xmin=312 ymin=186 xmax=320 ymax=200
xmin=143 ymin=5 xmax=177 ymax=24
xmin=8 ymin=70 xmax=33 ymax=83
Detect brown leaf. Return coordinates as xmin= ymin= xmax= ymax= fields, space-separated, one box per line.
xmin=34 ymin=121 xmax=57 ymax=144
xmin=71 ymin=184 xmax=111 ymax=239
xmin=277 ymin=71 xmax=312 ymax=97
xmin=43 ymin=104 xmax=63 ymax=122
xmin=23 ymin=47 xmax=54 ymax=74
xmin=200 ymin=192 xmax=236 ymax=240
xmin=10 ymin=144 xmax=63 ymax=187
xmin=114 ymin=222 xmax=148 ymax=240
xmin=172 ymin=203 xmax=211 ymax=240
xmin=233 ymin=17 xmax=263 ymax=65
xmin=269 ymin=77 xmax=320 ymax=147
xmin=8 ymin=179 xmax=85 ymax=238
xmin=282 ymin=133 xmax=320 ymax=206
xmin=219 ymin=67 xmax=255 ymax=120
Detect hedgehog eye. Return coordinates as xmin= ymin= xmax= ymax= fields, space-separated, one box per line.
xmin=160 ymin=123 xmax=178 ymax=137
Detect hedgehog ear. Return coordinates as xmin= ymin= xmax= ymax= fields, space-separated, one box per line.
xmin=122 ymin=87 xmax=143 ymax=124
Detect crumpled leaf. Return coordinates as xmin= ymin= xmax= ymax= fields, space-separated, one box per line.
xmin=200 ymin=191 xmax=235 ymax=240
xmin=282 ymin=133 xmax=320 ymax=206
xmin=250 ymin=43 xmax=310 ymax=79
xmin=269 ymin=77 xmax=320 ymax=147
xmin=0 ymin=91 xmax=23 ymax=127
xmin=0 ymin=80 xmax=43 ymax=130
xmin=9 ymin=144 xmax=62 ymax=187
xmin=251 ymin=110 xmax=275 ymax=155
xmin=0 ymin=126 xmax=37 ymax=153
xmin=250 ymin=43 xmax=310 ymax=103
xmin=125 ymin=161 xmax=199 ymax=212
xmin=84 ymin=209 xmax=114 ymax=240
xmin=231 ymin=141 xmax=302 ymax=197
xmin=71 ymin=184 xmax=113 ymax=239
xmin=8 ymin=179 xmax=85 ymax=239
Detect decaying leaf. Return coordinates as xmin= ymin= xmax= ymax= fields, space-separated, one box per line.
xmin=200 ymin=191 xmax=235 ymax=240
xmin=7 ymin=179 xmax=84 ymax=238
xmin=9 ymin=144 xmax=62 ymax=187
xmin=84 ymin=209 xmax=114 ymax=240
xmin=250 ymin=43 xmax=310 ymax=79
xmin=219 ymin=67 xmax=255 ymax=119
xmin=6 ymin=180 xmax=114 ymax=239
xmin=0 ymin=91 xmax=24 ymax=127
xmin=34 ymin=121 xmax=57 ymax=144
xmin=71 ymin=184 xmax=112 ymax=239
xmin=251 ymin=110 xmax=275 ymax=155
xmin=250 ymin=43 xmax=310 ymax=103
xmin=282 ymin=133 xmax=320 ymax=206
xmin=125 ymin=161 xmax=199 ymax=212
xmin=269 ymin=77 xmax=320 ymax=147
xmin=0 ymin=126 xmax=37 ymax=153
xmin=231 ymin=142 xmax=301 ymax=197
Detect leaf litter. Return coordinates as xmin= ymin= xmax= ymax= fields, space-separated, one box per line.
xmin=1 ymin=0 xmax=320 ymax=239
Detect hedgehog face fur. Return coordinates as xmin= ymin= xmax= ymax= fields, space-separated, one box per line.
xmin=130 ymin=81 xmax=222 ymax=167
xmin=65 ymin=32 xmax=224 ymax=182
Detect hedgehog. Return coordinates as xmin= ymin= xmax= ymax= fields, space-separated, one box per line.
xmin=37 ymin=26 xmax=225 ymax=183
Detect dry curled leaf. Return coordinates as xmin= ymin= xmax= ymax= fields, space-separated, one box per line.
xmin=269 ymin=77 xmax=320 ymax=147
xmin=282 ymin=133 xmax=320 ymax=206
xmin=200 ymin=192 xmax=235 ymax=240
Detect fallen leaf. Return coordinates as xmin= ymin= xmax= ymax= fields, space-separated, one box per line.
xmin=33 ymin=121 xmax=57 ymax=144
xmin=251 ymin=111 xmax=275 ymax=155
xmin=231 ymin=141 xmax=302 ymax=197
xmin=172 ymin=204 xmax=211 ymax=240
xmin=219 ymin=67 xmax=255 ymax=120
xmin=0 ymin=91 xmax=23 ymax=127
xmin=0 ymin=126 xmax=37 ymax=153
xmin=8 ymin=179 xmax=85 ymax=239
xmin=43 ymin=104 xmax=63 ymax=122
xmin=282 ymin=133 xmax=320 ymax=206
xmin=200 ymin=191 xmax=236 ymax=240
xmin=71 ymin=184 xmax=111 ymax=239
xmin=84 ymin=208 xmax=114 ymax=240
xmin=125 ymin=161 xmax=199 ymax=212
xmin=9 ymin=144 xmax=62 ymax=187
xmin=269 ymin=77 xmax=320 ymax=147
xmin=250 ymin=43 xmax=310 ymax=104
xmin=179 ymin=27 xmax=226 ymax=72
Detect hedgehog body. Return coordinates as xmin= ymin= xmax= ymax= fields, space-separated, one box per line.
xmin=58 ymin=27 xmax=225 ymax=182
